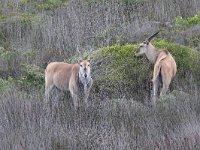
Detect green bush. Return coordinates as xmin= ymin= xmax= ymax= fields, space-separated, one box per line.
xmin=37 ymin=0 xmax=65 ymax=11
xmin=93 ymin=44 xmax=151 ymax=100
xmin=99 ymin=44 xmax=150 ymax=81
xmin=19 ymin=0 xmax=26 ymax=8
xmin=172 ymin=12 xmax=200 ymax=50
xmin=175 ymin=12 xmax=200 ymax=27
xmin=0 ymin=47 xmax=21 ymax=76
xmin=19 ymin=13 xmax=32 ymax=28
xmin=0 ymin=47 xmax=19 ymax=63
xmin=20 ymin=64 xmax=45 ymax=92
xmin=122 ymin=0 xmax=145 ymax=5
xmin=0 ymin=77 xmax=16 ymax=92
xmin=22 ymin=49 xmax=36 ymax=63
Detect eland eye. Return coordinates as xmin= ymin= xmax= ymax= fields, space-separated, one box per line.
xmin=80 ymin=64 xmax=83 ymax=67
xmin=88 ymin=64 xmax=90 ymax=67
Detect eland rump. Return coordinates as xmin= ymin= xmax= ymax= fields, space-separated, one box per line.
xmin=135 ymin=32 xmax=177 ymax=103
xmin=45 ymin=59 xmax=93 ymax=109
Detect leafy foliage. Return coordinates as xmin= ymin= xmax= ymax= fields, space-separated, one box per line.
xmin=172 ymin=12 xmax=200 ymax=49
xmin=122 ymin=0 xmax=145 ymax=5
xmin=175 ymin=12 xmax=200 ymax=27
xmin=37 ymin=0 xmax=65 ymax=11
xmin=0 ymin=77 xmax=15 ymax=92
xmin=93 ymin=44 xmax=151 ymax=100
xmin=0 ymin=47 xmax=20 ymax=77
xmin=0 ymin=47 xmax=19 ymax=63
xmin=18 ymin=0 xmax=68 ymax=12
xmin=20 ymin=64 xmax=45 ymax=92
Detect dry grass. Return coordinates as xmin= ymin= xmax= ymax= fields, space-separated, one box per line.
xmin=0 ymin=88 xmax=200 ymax=150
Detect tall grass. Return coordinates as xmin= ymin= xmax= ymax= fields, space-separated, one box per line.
xmin=0 ymin=88 xmax=200 ymax=150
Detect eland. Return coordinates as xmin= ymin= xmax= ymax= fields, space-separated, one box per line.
xmin=135 ymin=32 xmax=177 ymax=103
xmin=45 ymin=59 xmax=93 ymax=109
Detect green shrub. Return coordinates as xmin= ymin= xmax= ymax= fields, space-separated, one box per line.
xmin=122 ymin=0 xmax=145 ymax=5
xmin=172 ymin=12 xmax=200 ymax=50
xmin=93 ymin=44 xmax=151 ymax=100
xmin=0 ymin=77 xmax=16 ymax=92
xmin=20 ymin=64 xmax=45 ymax=92
xmin=37 ymin=0 xmax=64 ymax=11
xmin=0 ymin=47 xmax=18 ymax=62
xmin=22 ymin=49 xmax=36 ymax=63
xmin=19 ymin=0 xmax=26 ymax=8
xmin=18 ymin=13 xmax=32 ymax=28
xmin=175 ymin=12 xmax=200 ymax=27
xmin=0 ymin=47 xmax=21 ymax=76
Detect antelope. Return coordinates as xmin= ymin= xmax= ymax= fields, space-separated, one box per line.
xmin=135 ymin=32 xmax=177 ymax=103
xmin=45 ymin=59 xmax=93 ymax=109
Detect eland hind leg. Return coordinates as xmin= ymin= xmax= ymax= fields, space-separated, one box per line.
xmin=45 ymin=84 xmax=54 ymax=100
xmin=151 ymin=66 xmax=161 ymax=104
xmin=160 ymin=79 xmax=171 ymax=96
xmin=152 ymin=78 xmax=159 ymax=105
xmin=160 ymin=68 xmax=172 ymax=97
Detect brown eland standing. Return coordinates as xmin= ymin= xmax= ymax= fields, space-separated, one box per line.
xmin=45 ymin=59 xmax=93 ymax=109
xmin=135 ymin=32 xmax=177 ymax=103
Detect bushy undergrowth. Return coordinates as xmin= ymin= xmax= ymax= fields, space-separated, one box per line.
xmin=175 ymin=12 xmax=200 ymax=28
xmin=0 ymin=89 xmax=200 ymax=150
xmin=92 ymin=44 xmax=151 ymax=100
xmin=0 ymin=77 xmax=15 ymax=92
xmin=20 ymin=64 xmax=44 ymax=92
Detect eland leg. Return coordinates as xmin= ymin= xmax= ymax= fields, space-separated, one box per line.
xmin=152 ymin=78 xmax=159 ymax=105
xmin=84 ymin=90 xmax=90 ymax=107
xmin=160 ymin=79 xmax=171 ymax=97
xmin=45 ymin=85 xmax=54 ymax=100
xmin=69 ymin=86 xmax=79 ymax=110
xmin=160 ymin=68 xmax=172 ymax=97
xmin=72 ymin=94 xmax=78 ymax=110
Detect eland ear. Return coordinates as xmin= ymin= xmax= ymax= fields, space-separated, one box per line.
xmin=78 ymin=59 xmax=82 ymax=64
xmin=147 ymin=31 xmax=159 ymax=42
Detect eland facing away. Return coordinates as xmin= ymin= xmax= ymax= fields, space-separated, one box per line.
xmin=135 ymin=32 xmax=177 ymax=103
xmin=45 ymin=59 xmax=93 ymax=109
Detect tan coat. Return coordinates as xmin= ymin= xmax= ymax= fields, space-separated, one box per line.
xmin=152 ymin=50 xmax=177 ymax=96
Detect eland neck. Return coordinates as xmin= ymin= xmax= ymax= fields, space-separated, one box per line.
xmin=79 ymin=72 xmax=91 ymax=90
xmin=145 ymin=44 xmax=159 ymax=64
